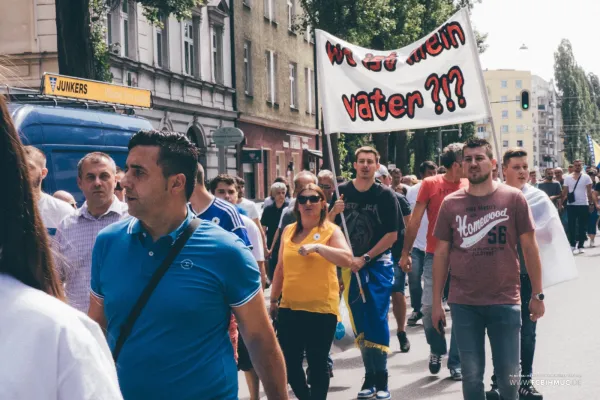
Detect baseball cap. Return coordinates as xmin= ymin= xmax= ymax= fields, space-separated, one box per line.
xmin=375 ymin=165 xmax=390 ymax=179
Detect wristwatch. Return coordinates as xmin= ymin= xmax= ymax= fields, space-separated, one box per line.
xmin=362 ymin=254 xmax=372 ymax=264
xmin=532 ymin=293 xmax=545 ymax=301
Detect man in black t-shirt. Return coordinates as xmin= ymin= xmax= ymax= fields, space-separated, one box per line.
xmin=538 ymin=168 xmax=563 ymax=209
xmin=329 ymin=147 xmax=399 ymax=400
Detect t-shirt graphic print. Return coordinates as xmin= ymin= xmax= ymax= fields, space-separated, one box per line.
xmin=434 ymin=184 xmax=535 ymax=306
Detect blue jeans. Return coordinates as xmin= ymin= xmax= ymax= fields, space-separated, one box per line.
xmin=422 ymin=253 xmax=460 ymax=370
xmin=360 ymin=346 xmax=387 ymax=374
xmin=451 ymin=304 xmax=521 ymax=400
xmin=408 ymin=248 xmax=425 ymax=313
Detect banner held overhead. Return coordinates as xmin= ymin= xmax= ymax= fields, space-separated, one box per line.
xmin=316 ymin=8 xmax=490 ymax=135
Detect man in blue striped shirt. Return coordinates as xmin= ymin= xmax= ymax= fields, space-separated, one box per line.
xmin=190 ymin=163 xmax=252 ymax=247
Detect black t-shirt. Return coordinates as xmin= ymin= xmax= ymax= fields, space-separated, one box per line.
xmin=391 ymin=192 xmax=411 ymax=260
xmin=595 ymin=182 xmax=600 ymax=193
xmin=260 ymin=199 xmax=289 ymax=246
xmin=331 ymin=181 xmax=399 ymax=258
xmin=538 ymin=181 xmax=562 ymax=207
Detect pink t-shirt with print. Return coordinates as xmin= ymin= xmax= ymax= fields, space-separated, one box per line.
xmin=434 ymin=184 xmax=535 ymax=306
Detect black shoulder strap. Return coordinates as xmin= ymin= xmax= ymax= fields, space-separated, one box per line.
xmin=572 ymin=173 xmax=582 ymax=192
xmin=112 ymin=217 xmax=201 ymax=362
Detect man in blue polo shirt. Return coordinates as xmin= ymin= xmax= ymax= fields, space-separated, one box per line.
xmin=88 ymin=130 xmax=288 ymax=400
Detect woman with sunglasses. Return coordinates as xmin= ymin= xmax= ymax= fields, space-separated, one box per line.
xmin=0 ymin=95 xmax=122 ymax=399
xmin=270 ymin=183 xmax=353 ymax=400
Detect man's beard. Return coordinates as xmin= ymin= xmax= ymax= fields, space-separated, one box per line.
xmin=468 ymin=171 xmax=491 ymax=185
xmin=31 ymin=175 xmax=42 ymax=190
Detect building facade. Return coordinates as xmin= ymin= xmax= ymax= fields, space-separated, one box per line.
xmin=531 ymin=76 xmax=561 ymax=170
xmin=479 ymin=70 xmax=537 ymax=171
xmin=233 ymin=0 xmax=319 ymax=199
xmin=0 ymin=0 xmax=238 ymax=179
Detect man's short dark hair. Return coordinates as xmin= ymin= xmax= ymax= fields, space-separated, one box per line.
xmin=437 ymin=166 xmax=447 ymax=174
xmin=23 ymin=145 xmax=46 ymax=168
xmin=234 ymin=176 xmax=245 ymax=195
xmin=440 ymin=143 xmax=465 ymax=169
xmin=419 ymin=161 xmax=438 ymax=177
xmin=463 ymin=138 xmax=494 ymax=160
xmin=128 ymin=130 xmax=199 ymax=199
xmin=209 ymin=174 xmax=236 ymax=194
xmin=77 ymin=152 xmax=116 ymax=178
xmin=502 ymin=147 xmax=528 ymax=166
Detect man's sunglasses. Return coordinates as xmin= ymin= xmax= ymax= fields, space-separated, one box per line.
xmin=297 ymin=195 xmax=322 ymax=204
xmin=318 ymin=184 xmax=332 ymax=190
xmin=115 ymin=182 xmax=123 ymax=192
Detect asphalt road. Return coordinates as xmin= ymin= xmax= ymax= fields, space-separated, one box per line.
xmin=239 ymin=244 xmax=599 ymax=400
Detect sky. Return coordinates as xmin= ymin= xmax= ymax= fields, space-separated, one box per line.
xmin=470 ymin=0 xmax=600 ymax=82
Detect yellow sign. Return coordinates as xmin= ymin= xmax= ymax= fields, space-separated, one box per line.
xmin=41 ymin=73 xmax=152 ymax=108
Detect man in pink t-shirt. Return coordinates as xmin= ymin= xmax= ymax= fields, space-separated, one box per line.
xmin=400 ymin=143 xmax=467 ymax=379
xmin=431 ymin=138 xmax=545 ymax=400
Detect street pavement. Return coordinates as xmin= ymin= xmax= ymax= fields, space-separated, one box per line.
xmin=239 ymin=244 xmax=599 ymax=399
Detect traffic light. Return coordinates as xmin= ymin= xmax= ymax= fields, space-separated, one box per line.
xmin=520 ymin=90 xmax=530 ymax=110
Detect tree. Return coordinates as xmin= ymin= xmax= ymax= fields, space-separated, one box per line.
xmin=55 ymin=0 xmax=204 ymax=81
xmin=554 ymin=39 xmax=597 ymax=163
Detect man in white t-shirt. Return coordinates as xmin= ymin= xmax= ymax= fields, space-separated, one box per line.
xmin=405 ymin=161 xmax=437 ymax=326
xmin=562 ymin=159 xmax=595 ymax=254
xmin=24 ymin=146 xmax=75 ymax=236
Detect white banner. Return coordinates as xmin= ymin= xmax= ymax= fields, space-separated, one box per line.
xmin=316 ymin=8 xmax=491 ymax=135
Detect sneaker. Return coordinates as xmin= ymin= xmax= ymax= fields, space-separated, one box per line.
xmin=397 ymin=331 xmax=410 ymax=353
xmin=443 ymin=300 xmax=450 ymax=312
xmin=578 ymin=248 xmax=585 ymax=254
xmin=375 ymin=372 xmax=391 ymax=399
xmin=429 ymin=353 xmax=442 ymax=374
xmin=572 ymin=247 xmax=577 ymax=255
xmin=357 ymin=373 xmax=376 ymax=399
xmin=485 ymin=389 xmax=502 ymax=400
xmin=590 ymin=238 xmax=596 ymax=248
xmin=519 ymin=380 xmax=543 ymax=399
xmin=449 ymin=368 xmax=462 ymax=381
xmin=407 ymin=311 xmax=423 ymax=326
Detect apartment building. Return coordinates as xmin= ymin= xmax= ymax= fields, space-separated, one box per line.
xmin=233 ymin=0 xmax=319 ymax=199
xmin=0 ymin=0 xmax=238 ymax=179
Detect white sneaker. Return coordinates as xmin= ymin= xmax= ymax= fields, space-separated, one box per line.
xmin=572 ymin=247 xmax=578 ymax=255
xmin=578 ymin=248 xmax=585 ymax=254
xmin=443 ymin=300 xmax=450 ymax=312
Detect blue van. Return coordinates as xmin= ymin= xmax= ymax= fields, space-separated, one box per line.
xmin=9 ymin=103 xmax=153 ymax=205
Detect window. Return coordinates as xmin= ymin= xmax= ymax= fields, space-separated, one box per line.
xmin=243 ymin=0 xmax=252 ymax=6
xmin=503 ymin=140 xmax=509 ymax=147
xmin=305 ymin=68 xmax=314 ymax=114
xmin=266 ymin=50 xmax=278 ymax=103
xmin=477 ymin=126 xmax=485 ymax=133
xmin=501 ymin=80 xmax=507 ymax=88
xmin=212 ymin=26 xmax=224 ymax=84
xmin=121 ymin=2 xmax=129 ymax=57
xmin=517 ymin=140 xmax=523 ymax=147
xmin=515 ymin=95 xmax=520 ymax=102
xmin=501 ymin=125 xmax=509 ymax=133
xmin=516 ymin=80 xmax=523 ymax=89
xmin=501 ymin=96 xmax=508 ymax=103
xmin=516 ymin=110 xmax=523 ymax=119
xmin=264 ymin=0 xmax=276 ymax=22
xmin=289 ymin=63 xmax=297 ymax=108
xmin=287 ymin=0 xmax=295 ymax=30
xmin=183 ymin=21 xmax=195 ymax=75
xmin=243 ymin=41 xmax=253 ymax=95
xmin=155 ymin=15 xmax=168 ymax=68
xmin=516 ymin=125 xmax=524 ymax=133
xmin=502 ymin=110 xmax=508 ymax=119
xmin=107 ymin=14 xmax=112 ymax=45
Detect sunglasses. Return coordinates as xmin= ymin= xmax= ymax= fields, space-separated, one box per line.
xmin=318 ymin=184 xmax=332 ymax=190
xmin=297 ymin=195 xmax=322 ymax=205
xmin=115 ymin=182 xmax=123 ymax=192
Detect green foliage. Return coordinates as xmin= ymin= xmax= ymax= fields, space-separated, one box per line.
xmin=135 ymin=0 xmax=206 ymax=25
xmin=91 ymin=0 xmax=112 ymax=81
xmin=554 ymin=39 xmax=600 ymax=164
xmin=337 ymin=133 xmax=373 ymax=179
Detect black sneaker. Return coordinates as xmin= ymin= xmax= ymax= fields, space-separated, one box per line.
xmin=519 ymin=380 xmax=543 ymax=399
xmin=397 ymin=331 xmax=410 ymax=352
xmin=485 ymin=389 xmax=502 ymax=400
xmin=407 ymin=311 xmax=423 ymax=326
xmin=428 ymin=353 xmax=442 ymax=374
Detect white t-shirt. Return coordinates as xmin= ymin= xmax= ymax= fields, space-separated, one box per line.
xmin=238 ymin=198 xmax=260 ymax=220
xmin=0 ymin=273 xmax=122 ymax=400
xmin=241 ymin=215 xmax=265 ymax=262
xmin=564 ymin=173 xmax=593 ymax=206
xmin=38 ymin=192 xmax=76 ymax=236
xmin=406 ymin=183 xmax=428 ymax=251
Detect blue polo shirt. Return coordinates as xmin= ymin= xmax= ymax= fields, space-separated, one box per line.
xmin=91 ymin=211 xmax=261 ymax=400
